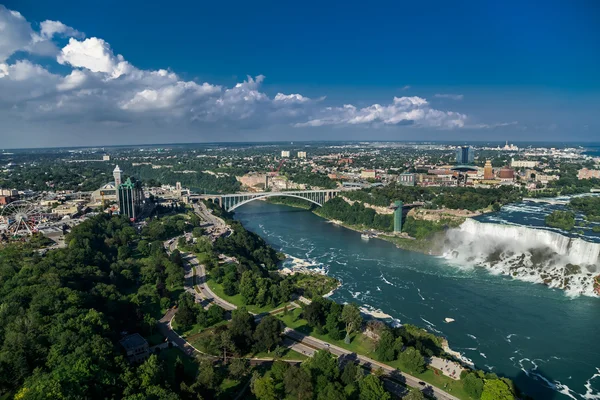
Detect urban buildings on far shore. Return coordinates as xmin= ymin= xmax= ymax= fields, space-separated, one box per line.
xmin=118 ymin=177 xmax=144 ymax=221
xmin=578 ymin=168 xmax=600 ymax=180
xmin=483 ymin=160 xmax=494 ymax=180
xmin=511 ymin=158 xmax=538 ymax=168
xmin=456 ymin=146 xmax=474 ymax=165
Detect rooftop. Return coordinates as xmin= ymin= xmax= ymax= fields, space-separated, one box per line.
xmin=119 ymin=333 xmax=147 ymax=350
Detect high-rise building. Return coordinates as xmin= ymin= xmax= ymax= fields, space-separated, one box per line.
xmin=456 ymin=146 xmax=474 ymax=165
xmin=394 ymin=201 xmax=403 ymax=232
xmin=113 ymin=165 xmax=122 ymax=187
xmin=118 ymin=177 xmax=144 ymax=221
xmin=281 ymin=151 xmax=290 ymax=158
xmin=297 ymin=151 xmax=307 ymax=159
xmin=483 ymin=160 xmax=494 ymax=180
xmin=398 ymin=173 xmax=415 ymax=186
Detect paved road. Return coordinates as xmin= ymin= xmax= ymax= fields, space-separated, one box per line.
xmin=185 ymin=251 xmax=459 ymax=400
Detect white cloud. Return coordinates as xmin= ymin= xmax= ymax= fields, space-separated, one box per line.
xmin=0 ymin=6 xmax=33 ymax=61
xmin=57 ymin=37 xmax=132 ymax=78
xmin=434 ymin=93 xmax=464 ymax=100
xmin=39 ymin=20 xmax=83 ymax=39
xmin=121 ymin=81 xmax=221 ymax=112
xmin=0 ymin=5 xmax=475 ymax=138
xmin=295 ymin=96 xmax=466 ymax=128
xmin=274 ymin=93 xmax=310 ymax=103
xmin=57 ymin=69 xmax=87 ymax=91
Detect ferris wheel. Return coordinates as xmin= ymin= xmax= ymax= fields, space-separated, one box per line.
xmin=0 ymin=200 xmax=43 ymax=236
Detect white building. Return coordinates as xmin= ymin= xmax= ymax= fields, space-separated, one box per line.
xmin=297 ymin=151 xmax=307 ymax=159
xmin=511 ymin=158 xmax=538 ymax=168
xmin=281 ymin=151 xmax=290 ymax=158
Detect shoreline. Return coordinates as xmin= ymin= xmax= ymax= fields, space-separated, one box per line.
xmin=250 ymin=202 xmax=477 ymax=371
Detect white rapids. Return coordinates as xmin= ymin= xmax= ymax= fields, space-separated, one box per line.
xmin=443 ymin=219 xmax=600 ymax=296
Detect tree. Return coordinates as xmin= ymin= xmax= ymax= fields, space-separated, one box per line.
xmin=284 ymin=366 xmax=313 ymax=400
xmin=228 ymin=358 xmax=249 ymax=379
xmin=239 ymin=271 xmax=258 ymax=304
xmin=252 ymin=374 xmax=277 ymax=400
xmin=219 ymin=330 xmax=236 ymax=363
xmin=196 ymin=360 xmax=218 ymax=390
xmin=230 ymin=307 xmax=255 ymax=351
xmin=398 ymin=347 xmax=426 ymax=374
xmin=358 ymin=375 xmax=390 ymax=400
xmin=463 ymin=372 xmax=484 ymax=399
xmin=138 ymin=355 xmax=163 ymax=389
xmin=341 ymin=362 xmax=359 ymax=386
xmin=403 ymin=389 xmax=425 ymax=400
xmin=481 ymin=380 xmax=514 ymax=400
xmin=303 ymin=350 xmax=339 ymax=381
xmin=317 ymin=382 xmax=346 ymax=400
xmin=175 ymin=292 xmax=197 ymax=331
xmin=325 ymin=313 xmax=343 ymax=340
xmin=375 ymin=329 xmax=396 ymax=362
xmin=341 ymin=303 xmax=362 ymax=343
xmin=253 ymin=315 xmax=282 ymax=353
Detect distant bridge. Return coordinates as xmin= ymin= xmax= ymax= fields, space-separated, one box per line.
xmin=190 ymin=190 xmax=341 ymax=212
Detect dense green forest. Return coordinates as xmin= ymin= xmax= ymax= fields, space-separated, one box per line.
xmin=317 ymin=197 xmax=394 ymax=231
xmin=251 ymin=351 xmax=394 ymax=400
xmin=0 ymin=214 xmax=187 ymax=399
xmin=545 ymin=210 xmax=576 ymax=231
xmin=570 ymin=196 xmax=600 ymax=221
xmin=343 ymin=184 xmax=524 ymax=211
xmin=287 ymin=172 xmax=337 ymax=189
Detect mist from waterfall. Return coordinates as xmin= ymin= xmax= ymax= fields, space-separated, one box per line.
xmin=444 ymin=219 xmax=600 ymax=296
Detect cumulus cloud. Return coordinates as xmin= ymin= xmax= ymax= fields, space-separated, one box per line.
xmin=39 ymin=20 xmax=84 ymax=39
xmin=0 ymin=6 xmax=34 ymax=61
xmin=295 ymin=96 xmax=466 ymax=128
xmin=57 ymin=37 xmax=133 ymax=78
xmin=274 ymin=93 xmax=311 ymax=103
xmin=0 ymin=5 xmax=474 ymax=137
xmin=434 ymin=93 xmax=464 ymax=100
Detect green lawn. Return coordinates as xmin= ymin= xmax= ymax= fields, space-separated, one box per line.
xmin=158 ymin=346 xmax=199 ymax=378
xmin=217 ymin=378 xmax=244 ymax=400
xmin=205 ymin=277 xmax=287 ymax=314
xmin=277 ymin=308 xmax=375 ymax=356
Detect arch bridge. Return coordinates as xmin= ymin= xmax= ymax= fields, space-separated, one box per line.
xmin=191 ymin=190 xmax=340 ymax=212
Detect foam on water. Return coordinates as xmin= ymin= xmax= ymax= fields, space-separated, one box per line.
xmin=444 ymin=219 xmax=600 ymax=296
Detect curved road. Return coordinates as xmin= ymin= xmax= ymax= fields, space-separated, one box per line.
xmin=185 ymin=250 xmax=459 ymax=400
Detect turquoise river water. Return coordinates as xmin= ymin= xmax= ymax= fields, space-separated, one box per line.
xmin=234 ymin=200 xmax=600 ymax=400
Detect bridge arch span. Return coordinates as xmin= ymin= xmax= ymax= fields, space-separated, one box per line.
xmin=228 ymin=192 xmax=323 ymax=211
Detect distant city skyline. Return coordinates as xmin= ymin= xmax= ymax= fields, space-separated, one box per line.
xmin=1 ymin=0 xmax=599 ymax=148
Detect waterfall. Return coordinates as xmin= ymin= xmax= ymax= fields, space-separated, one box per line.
xmin=444 ymin=219 xmax=600 ymax=296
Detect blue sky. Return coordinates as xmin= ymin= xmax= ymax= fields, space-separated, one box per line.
xmin=1 ymin=0 xmax=599 ymax=147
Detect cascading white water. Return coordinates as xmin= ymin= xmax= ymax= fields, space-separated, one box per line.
xmin=444 ymin=219 xmax=600 ymax=296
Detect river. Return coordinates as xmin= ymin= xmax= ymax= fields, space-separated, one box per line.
xmin=233 ymin=200 xmax=600 ymax=399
